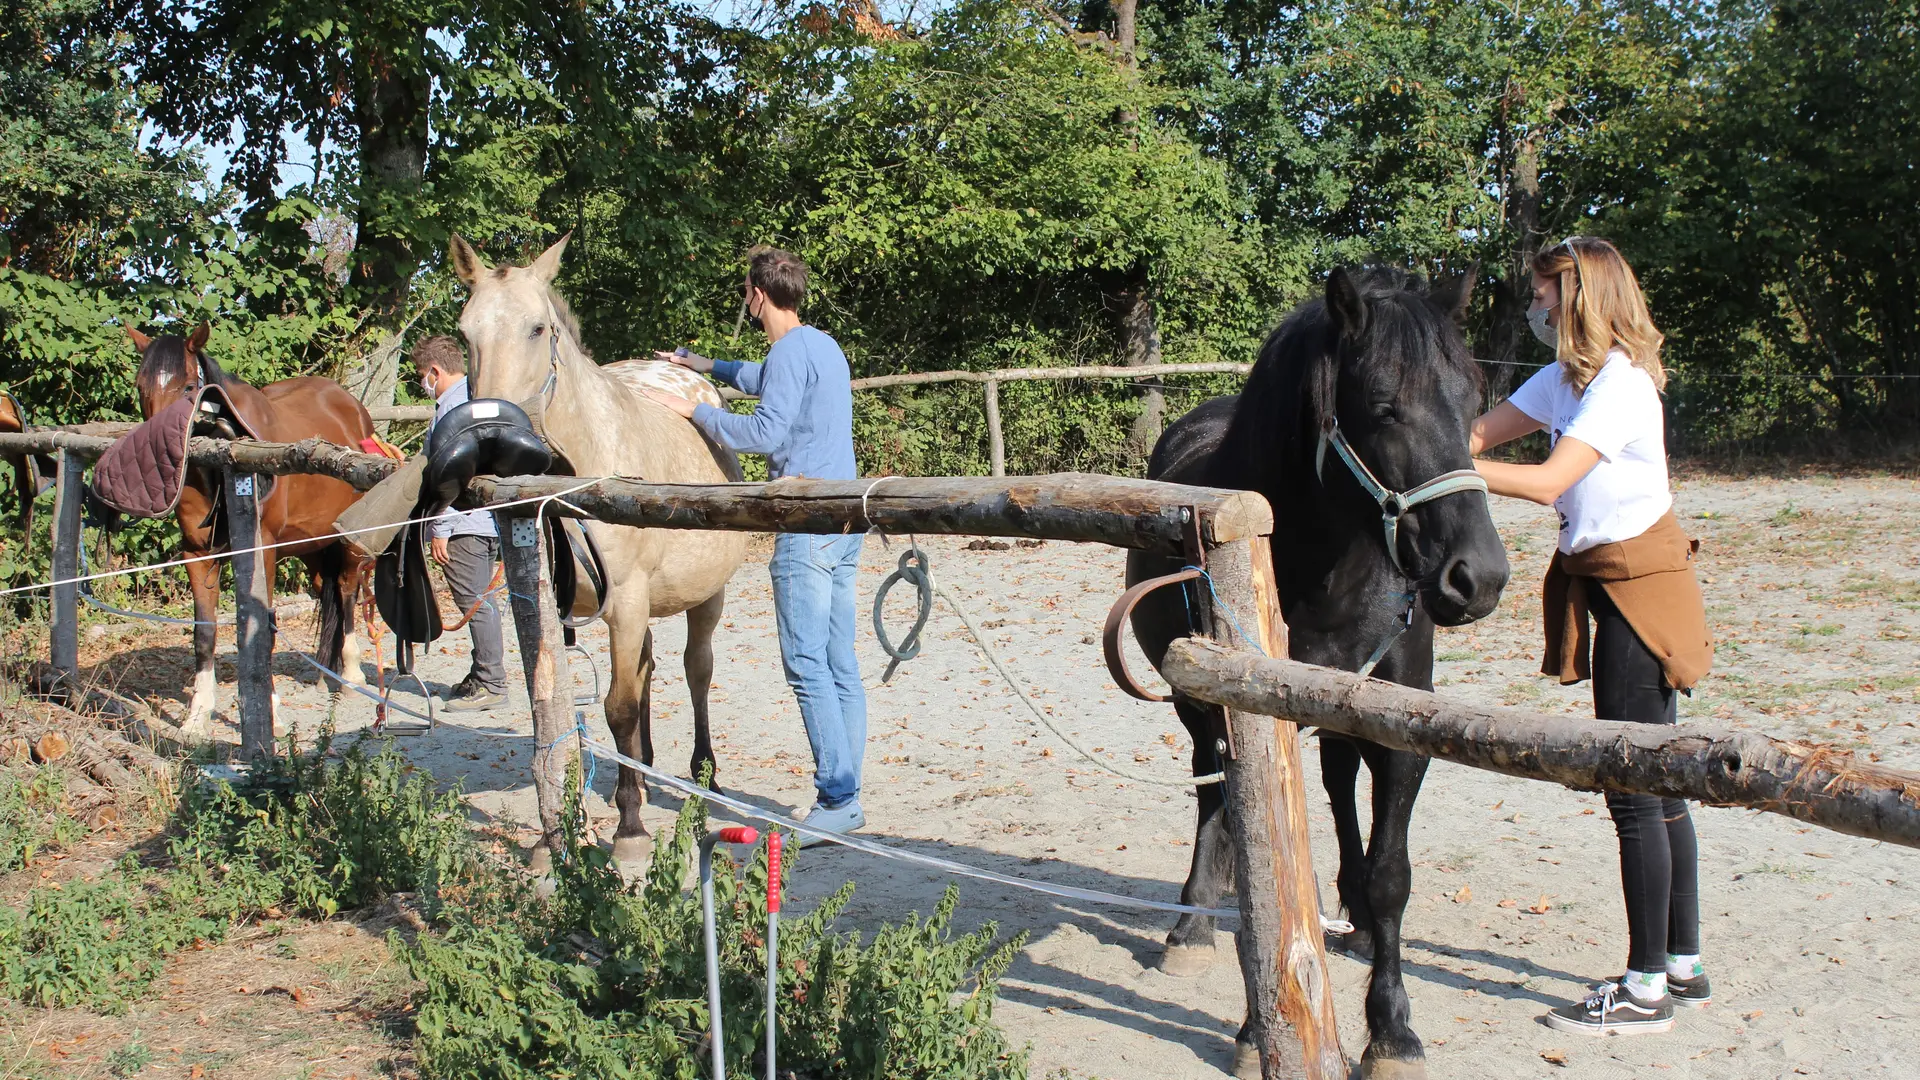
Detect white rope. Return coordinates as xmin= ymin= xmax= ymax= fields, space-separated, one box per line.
xmin=928 ymin=568 xmax=1226 ymax=788
xmin=566 ymin=733 xmax=1321 ymax=925
xmin=859 ymin=480 xmax=1224 ymax=789
xmin=859 ymin=474 xmax=901 ymax=530
xmin=1 ymin=477 xmax=604 ymax=598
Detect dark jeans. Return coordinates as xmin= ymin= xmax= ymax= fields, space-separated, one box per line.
xmin=1589 ymin=581 xmax=1701 ymax=972
xmin=444 ymin=533 xmax=507 ymax=694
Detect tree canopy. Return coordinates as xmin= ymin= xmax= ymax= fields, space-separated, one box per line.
xmin=2 ymin=0 xmax=1912 ymax=458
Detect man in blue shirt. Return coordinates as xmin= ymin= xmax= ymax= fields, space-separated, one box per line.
xmin=643 ymin=249 xmax=867 ymax=838
xmin=412 ymin=336 xmax=507 ymax=712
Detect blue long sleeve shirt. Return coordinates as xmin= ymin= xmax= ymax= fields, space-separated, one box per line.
xmin=692 ymin=325 xmax=857 ymax=481
xmin=425 ymin=376 xmax=498 ymax=540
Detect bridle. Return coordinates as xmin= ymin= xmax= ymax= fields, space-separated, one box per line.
xmin=539 ymin=298 xmax=566 ymax=405
xmin=1316 ymin=419 xmax=1488 ymax=575
xmin=1316 ymin=418 xmax=1488 ymax=677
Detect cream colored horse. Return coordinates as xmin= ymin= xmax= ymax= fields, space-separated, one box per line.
xmin=451 ymin=232 xmax=748 ymax=866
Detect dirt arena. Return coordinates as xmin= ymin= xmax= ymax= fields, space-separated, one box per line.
xmin=51 ymin=472 xmax=1920 ymax=1079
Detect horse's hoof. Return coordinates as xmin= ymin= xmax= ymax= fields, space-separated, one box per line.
xmin=1231 ymin=1040 xmax=1262 ymax=1080
xmin=1157 ymin=941 xmax=1217 ymax=978
xmin=612 ymin=833 xmax=653 ymax=871
xmin=1359 ymin=1057 xmax=1428 ymax=1080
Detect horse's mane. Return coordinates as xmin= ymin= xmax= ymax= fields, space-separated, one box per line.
xmin=545 ymin=287 xmax=594 ymax=363
xmin=1214 ymin=265 xmax=1480 ymax=492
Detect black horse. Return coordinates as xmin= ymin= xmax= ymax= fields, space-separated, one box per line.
xmin=1128 ymin=265 xmax=1510 ymax=1078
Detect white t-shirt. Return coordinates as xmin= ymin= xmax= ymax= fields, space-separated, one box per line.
xmin=1506 ymin=350 xmax=1672 ymax=554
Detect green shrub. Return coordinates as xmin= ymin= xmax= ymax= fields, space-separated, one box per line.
xmin=0 ymin=733 xmax=476 ymax=1011
xmin=405 ymin=783 xmax=1029 ymax=1080
xmin=0 ymin=740 xmax=1028 ymax=1079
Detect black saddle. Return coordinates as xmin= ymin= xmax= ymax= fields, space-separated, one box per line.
xmin=375 ymin=397 xmax=608 ymax=661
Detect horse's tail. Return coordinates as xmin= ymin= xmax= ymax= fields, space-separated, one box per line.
xmin=313 ymin=542 xmax=348 ymax=677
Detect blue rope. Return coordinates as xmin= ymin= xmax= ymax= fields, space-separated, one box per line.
xmin=543 ymin=719 xmax=596 ymax=791
xmin=1179 ymin=566 xmax=1268 ymax=657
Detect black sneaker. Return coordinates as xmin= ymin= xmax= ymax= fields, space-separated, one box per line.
xmin=1667 ymin=970 xmax=1712 ymax=1008
xmin=442 ymin=675 xmax=506 ymax=712
xmin=1545 ymin=982 xmax=1676 ymax=1036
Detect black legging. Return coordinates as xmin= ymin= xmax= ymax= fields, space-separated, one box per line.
xmin=1589 ymin=581 xmax=1701 ymax=973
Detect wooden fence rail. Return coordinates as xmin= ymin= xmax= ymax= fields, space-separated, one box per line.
xmin=0 ymin=433 xmax=1271 ymax=556
xmin=27 ymin=361 xmax=1253 ymax=478
xmin=1162 ymin=640 xmax=1920 ymax=850
xmin=367 ymin=361 xmax=1253 ymax=475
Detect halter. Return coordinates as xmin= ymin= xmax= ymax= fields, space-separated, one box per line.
xmin=539 ymin=299 xmax=566 ymax=404
xmin=1316 ymin=419 xmax=1488 ymax=575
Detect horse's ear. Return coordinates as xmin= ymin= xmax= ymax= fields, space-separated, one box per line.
xmin=187 ymin=323 xmax=210 ymax=354
xmin=1431 ymin=261 xmax=1478 ymax=323
xmin=1326 ymin=267 xmax=1367 ymax=339
xmin=125 ymin=325 xmax=151 ymax=352
xmin=528 ymin=231 xmax=572 ymax=285
xmin=449 ymin=233 xmax=488 ymax=285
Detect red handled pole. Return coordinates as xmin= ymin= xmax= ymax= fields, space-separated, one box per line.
xmin=765 ymin=829 xmax=782 ymax=1080
xmin=700 ymin=826 xmax=760 ymax=1080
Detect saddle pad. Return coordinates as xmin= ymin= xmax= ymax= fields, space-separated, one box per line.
xmin=90 ymin=395 xmax=195 ymax=518
xmin=91 ymin=386 xmax=268 ymax=520
xmin=336 ymin=453 xmax=428 ymax=561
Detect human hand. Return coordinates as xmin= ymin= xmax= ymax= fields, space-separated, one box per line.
xmin=652 ymin=346 xmax=713 ymax=373
xmin=641 ymin=387 xmax=699 ymax=419
xmin=430 ymin=536 xmax=451 ymax=566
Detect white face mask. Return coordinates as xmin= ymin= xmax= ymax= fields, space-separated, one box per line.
xmin=1527 ymin=306 xmax=1558 ymax=349
xmin=420 ymin=373 xmax=437 ymax=400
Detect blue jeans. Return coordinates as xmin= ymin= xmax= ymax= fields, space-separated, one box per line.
xmin=768 ymin=532 xmax=867 ymax=808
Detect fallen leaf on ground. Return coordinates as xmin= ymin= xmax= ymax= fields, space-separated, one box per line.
xmin=1451 ymin=885 xmax=1472 ymax=904
xmin=1541 ymin=1048 xmax=1570 ymax=1066
xmin=1743 ymin=1009 xmax=1764 ymax=1021
xmin=1497 ymin=898 xmax=1518 ymax=908
xmin=1528 ymin=894 xmax=1552 ymax=914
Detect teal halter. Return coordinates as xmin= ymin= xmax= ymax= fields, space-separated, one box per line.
xmin=1316 ymin=420 xmax=1489 ymax=575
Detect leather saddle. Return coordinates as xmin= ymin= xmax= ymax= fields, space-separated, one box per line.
xmin=371 ymin=398 xmax=610 ymax=669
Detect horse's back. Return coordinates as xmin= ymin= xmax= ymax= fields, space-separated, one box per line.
xmin=1126 ymin=394 xmax=1242 ymax=669
xmin=259 ymin=376 xmax=375 ymax=444
xmin=602 ymin=359 xmax=726 ymax=410
xmin=601 ymin=359 xmax=742 ymax=482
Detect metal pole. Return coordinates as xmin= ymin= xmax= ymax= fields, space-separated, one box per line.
xmin=700 ymin=826 xmax=760 ymax=1080
xmin=765 ymin=829 xmax=782 ymax=1080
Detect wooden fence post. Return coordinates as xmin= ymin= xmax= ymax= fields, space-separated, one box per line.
xmin=1204 ymin=536 xmax=1345 ymax=1080
xmin=984 ymin=379 xmax=1005 ymax=478
xmin=495 ymin=511 xmax=574 ymax=868
xmin=48 ymin=449 xmax=84 ymax=692
xmin=224 ymin=470 xmax=276 ymax=760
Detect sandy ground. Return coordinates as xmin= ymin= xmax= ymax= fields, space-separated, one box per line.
xmin=58 ymin=474 xmax=1920 ymax=1080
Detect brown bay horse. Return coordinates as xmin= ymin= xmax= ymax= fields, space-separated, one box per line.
xmin=127 ymin=324 xmax=377 ymax=734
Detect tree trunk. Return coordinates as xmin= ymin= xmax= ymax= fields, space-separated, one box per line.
xmin=1115 ymin=270 xmax=1167 ymax=461
xmin=344 ymin=38 xmax=430 ymax=427
xmin=1104 ymin=0 xmax=1163 ymax=464
xmin=1486 ymin=132 xmax=1542 ymax=408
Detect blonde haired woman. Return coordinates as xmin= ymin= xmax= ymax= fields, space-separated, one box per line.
xmin=1471 ymin=236 xmax=1715 ymax=1036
